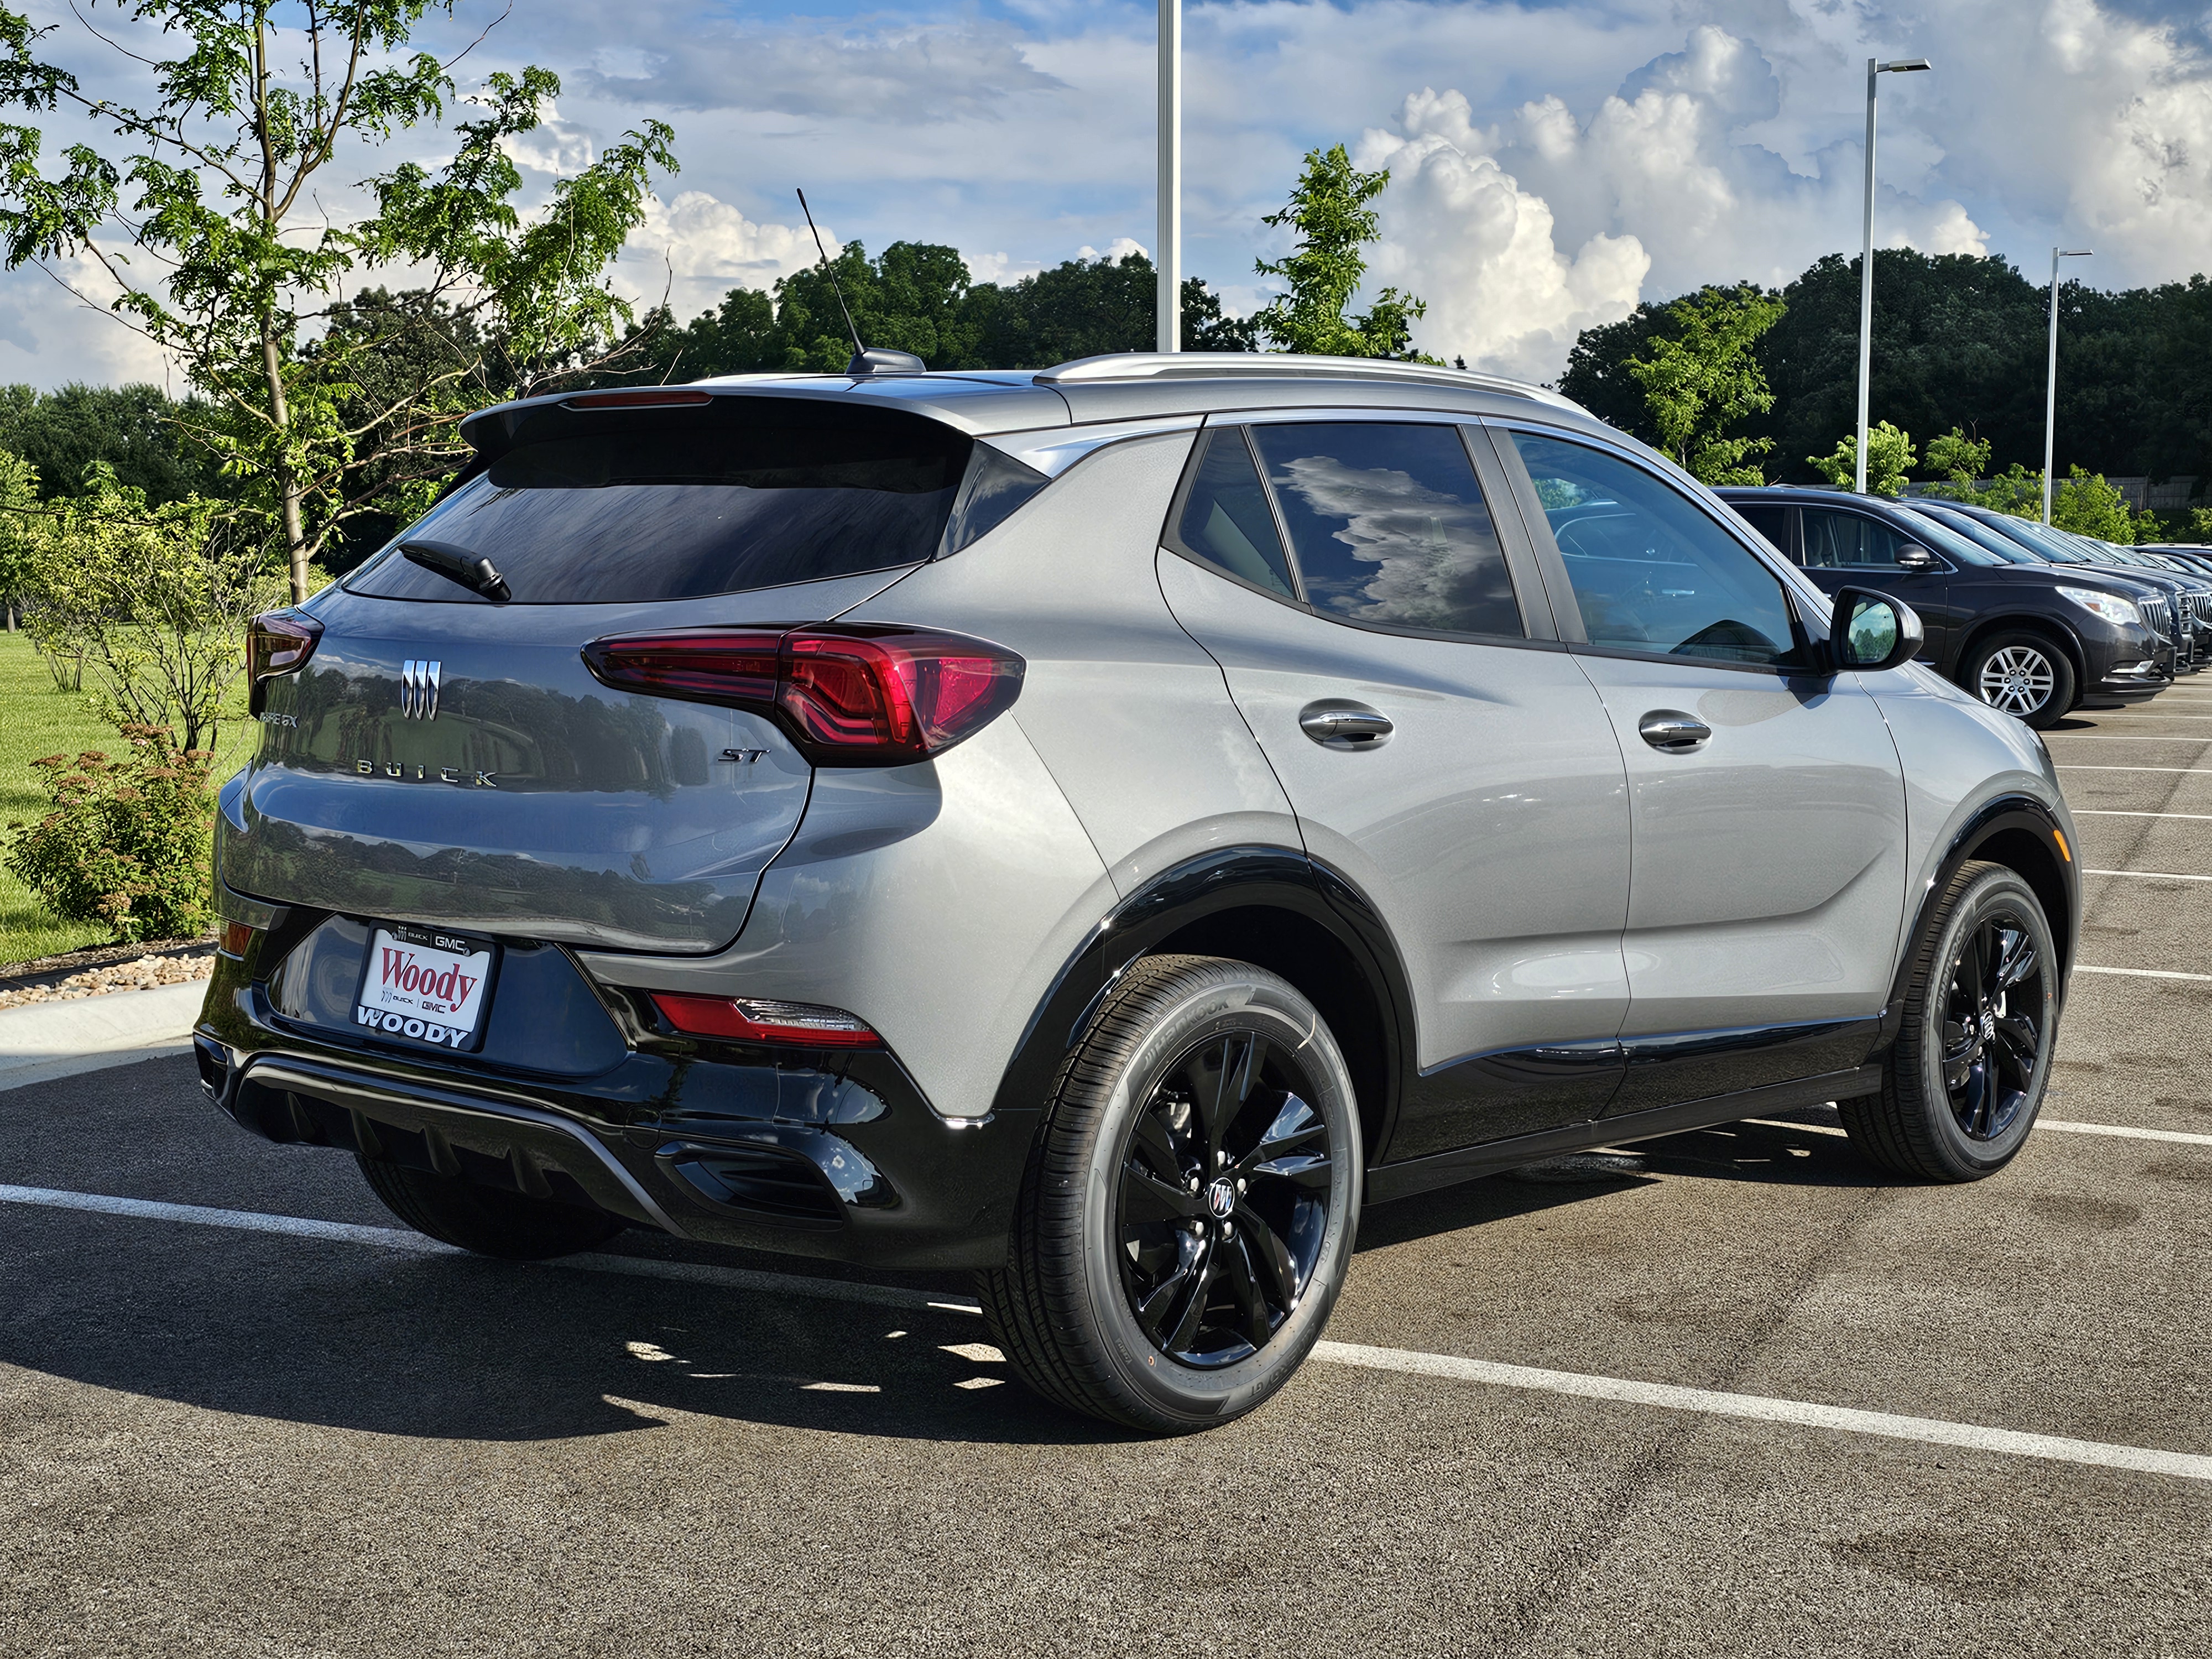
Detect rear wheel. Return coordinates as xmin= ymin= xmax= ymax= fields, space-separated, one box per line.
xmin=1841 ymin=861 xmax=2058 ymax=1182
xmin=1964 ymin=632 xmax=2075 ymax=729
xmin=356 ymin=1156 xmax=625 ymax=1260
xmin=979 ymin=954 xmax=1362 ymax=1433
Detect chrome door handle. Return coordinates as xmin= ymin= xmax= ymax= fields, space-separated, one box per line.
xmin=1300 ymin=702 xmax=1394 ymax=749
xmin=1638 ymin=710 xmax=1711 ymax=753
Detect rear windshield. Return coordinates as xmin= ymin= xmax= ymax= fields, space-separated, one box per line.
xmin=346 ymin=400 xmax=976 ymax=604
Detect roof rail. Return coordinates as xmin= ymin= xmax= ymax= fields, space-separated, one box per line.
xmin=1032 ymin=352 xmax=1579 ymax=408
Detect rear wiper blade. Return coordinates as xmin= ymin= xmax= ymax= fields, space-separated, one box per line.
xmin=400 ymin=539 xmax=512 ymax=602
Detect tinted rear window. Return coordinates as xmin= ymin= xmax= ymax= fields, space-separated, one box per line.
xmin=347 ymin=401 xmax=974 ymax=604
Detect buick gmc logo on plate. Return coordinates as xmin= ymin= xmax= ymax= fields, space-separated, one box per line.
xmin=356 ymin=924 xmax=495 ymax=1050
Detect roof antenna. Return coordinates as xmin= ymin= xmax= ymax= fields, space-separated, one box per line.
xmin=796 ymin=188 xmax=924 ymax=377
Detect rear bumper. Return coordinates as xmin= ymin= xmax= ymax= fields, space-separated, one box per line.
xmin=192 ymin=951 xmax=1033 ymax=1271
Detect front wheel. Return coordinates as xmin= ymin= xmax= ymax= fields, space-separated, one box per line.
xmin=979 ymin=954 xmax=1363 ymax=1433
xmin=1964 ymin=632 xmax=2076 ymax=729
xmin=1841 ymin=861 xmax=2059 ymax=1182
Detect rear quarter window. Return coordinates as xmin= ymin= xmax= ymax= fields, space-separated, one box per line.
xmin=347 ymin=400 xmax=1027 ymax=605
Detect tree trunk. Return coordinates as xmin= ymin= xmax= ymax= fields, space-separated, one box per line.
xmin=260 ymin=315 xmax=307 ymax=604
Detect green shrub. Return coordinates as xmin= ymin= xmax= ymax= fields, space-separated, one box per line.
xmin=4 ymin=723 xmax=215 ymax=944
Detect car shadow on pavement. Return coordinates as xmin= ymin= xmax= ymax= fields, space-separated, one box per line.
xmin=0 ymin=1205 xmax=1124 ymax=1448
xmin=1354 ymin=1111 xmax=1886 ymax=1251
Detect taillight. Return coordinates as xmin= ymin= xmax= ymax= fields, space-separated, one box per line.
xmin=583 ymin=624 xmax=1024 ymax=765
xmin=246 ymin=610 xmax=323 ymax=713
xmin=651 ymin=993 xmax=881 ymax=1047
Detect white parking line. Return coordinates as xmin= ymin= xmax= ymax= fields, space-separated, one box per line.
xmin=2076 ymin=964 xmax=2212 ymax=982
xmin=2046 ymin=734 xmax=2212 ymax=741
xmin=1311 ymin=1343 xmax=2212 ymax=1483
xmin=2073 ymin=810 xmax=2212 ymax=821
xmin=2057 ymin=765 xmax=2212 ymax=774
xmin=1741 ymin=1115 xmax=2212 ymax=1147
xmin=4 ymin=1182 xmax=2210 ymax=1485
xmin=2085 ymin=868 xmax=2212 ymax=880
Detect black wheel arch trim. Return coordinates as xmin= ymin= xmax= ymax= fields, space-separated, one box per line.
xmin=1877 ymin=792 xmax=2080 ymax=1050
xmin=989 ymin=844 xmax=1420 ymax=1162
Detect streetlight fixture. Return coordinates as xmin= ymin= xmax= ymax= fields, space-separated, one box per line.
xmin=1156 ymin=0 xmax=1181 ymax=352
xmin=2043 ymin=247 xmax=2093 ymax=525
xmin=1855 ymin=55 xmax=1932 ymax=493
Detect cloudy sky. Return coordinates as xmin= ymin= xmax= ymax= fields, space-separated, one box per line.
xmin=6 ymin=0 xmax=2212 ymax=389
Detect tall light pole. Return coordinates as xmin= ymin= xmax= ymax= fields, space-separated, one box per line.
xmin=1855 ymin=55 xmax=1932 ymax=493
xmin=1156 ymin=0 xmax=1181 ymax=353
xmin=2044 ymin=247 xmax=2093 ymax=525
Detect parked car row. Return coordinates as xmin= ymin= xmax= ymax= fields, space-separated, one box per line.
xmin=1720 ymin=486 xmax=2212 ymax=728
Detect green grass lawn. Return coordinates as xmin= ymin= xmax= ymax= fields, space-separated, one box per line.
xmin=0 ymin=630 xmax=256 ymax=964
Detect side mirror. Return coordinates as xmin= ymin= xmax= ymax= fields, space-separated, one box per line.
xmin=1895 ymin=544 xmax=1938 ymax=572
xmin=1830 ymin=587 xmax=1924 ymax=673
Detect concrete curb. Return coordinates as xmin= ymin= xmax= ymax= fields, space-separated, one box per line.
xmin=0 ymin=981 xmax=206 ymax=1092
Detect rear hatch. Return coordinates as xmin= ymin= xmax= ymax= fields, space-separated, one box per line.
xmin=222 ymin=393 xmax=1023 ymax=953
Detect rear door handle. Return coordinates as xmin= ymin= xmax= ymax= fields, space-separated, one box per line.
xmin=1300 ymin=701 xmax=1394 ymax=749
xmin=1637 ymin=710 xmax=1711 ymax=753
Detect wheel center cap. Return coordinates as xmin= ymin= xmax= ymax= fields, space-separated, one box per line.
xmin=1206 ymin=1177 xmax=1237 ymax=1219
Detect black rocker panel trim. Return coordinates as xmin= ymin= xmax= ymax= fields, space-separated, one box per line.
xmin=1365 ymin=1064 xmax=1883 ymax=1204
xmin=1605 ymin=1016 xmax=1882 ymax=1117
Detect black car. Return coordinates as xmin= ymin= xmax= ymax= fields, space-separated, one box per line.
xmin=1718 ymin=487 xmax=2167 ymax=728
xmin=1912 ymin=500 xmax=2208 ymax=675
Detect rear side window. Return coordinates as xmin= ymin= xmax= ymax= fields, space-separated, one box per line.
xmin=1170 ymin=428 xmax=1298 ymax=598
xmin=1801 ymin=508 xmax=1910 ymax=570
xmin=1249 ymin=422 xmax=1523 ymax=637
xmin=1732 ymin=502 xmax=1791 ymax=557
xmin=347 ymin=401 xmax=980 ymax=605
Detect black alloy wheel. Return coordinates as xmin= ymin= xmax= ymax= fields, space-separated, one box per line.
xmin=1840 ymin=860 xmax=2059 ymax=1182
xmin=979 ymin=954 xmax=1361 ymax=1432
xmin=1116 ymin=1030 xmax=1333 ymax=1368
xmin=1938 ymin=907 xmax=2047 ymax=1142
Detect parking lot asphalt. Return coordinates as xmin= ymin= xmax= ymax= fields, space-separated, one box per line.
xmin=6 ymin=698 xmax=2212 ymax=1658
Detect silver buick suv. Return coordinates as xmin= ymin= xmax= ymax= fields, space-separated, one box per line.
xmin=197 ymin=353 xmax=2079 ymax=1432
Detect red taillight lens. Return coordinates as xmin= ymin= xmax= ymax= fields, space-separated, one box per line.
xmin=582 ymin=624 xmax=1024 ymax=765
xmin=218 ymin=920 xmax=256 ymax=958
xmin=651 ymin=993 xmax=881 ymax=1047
xmin=246 ymin=610 xmax=323 ymax=713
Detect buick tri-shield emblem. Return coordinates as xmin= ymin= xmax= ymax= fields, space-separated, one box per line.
xmin=401 ymin=659 xmax=441 ymax=720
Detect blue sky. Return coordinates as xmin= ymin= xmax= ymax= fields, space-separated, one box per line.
xmin=8 ymin=1 xmax=2212 ymax=387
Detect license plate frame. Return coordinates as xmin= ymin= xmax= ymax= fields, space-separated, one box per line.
xmin=353 ymin=922 xmax=500 ymax=1053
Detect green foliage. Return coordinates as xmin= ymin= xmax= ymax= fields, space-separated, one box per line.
xmin=0 ymin=445 xmax=34 ymax=617
xmin=14 ymin=464 xmax=283 ymax=751
xmin=1250 ymin=144 xmax=1433 ymax=361
xmin=1923 ymin=426 xmax=1992 ymax=484
xmin=614 ymin=248 xmax=1253 ymax=382
xmin=0 ymin=382 xmax=222 ymax=503
xmin=1808 ymin=422 xmax=1916 ymax=497
xmin=4 ymin=722 xmax=213 ymax=943
xmin=0 ymin=6 xmax=677 ymax=603
xmin=1624 ymin=284 xmax=1784 ymax=483
xmin=2052 ymin=467 xmax=2140 ymax=542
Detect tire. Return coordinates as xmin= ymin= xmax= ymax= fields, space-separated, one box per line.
xmin=1963 ymin=631 xmax=2076 ymax=729
xmin=1840 ymin=861 xmax=2059 ymax=1182
xmin=979 ymin=954 xmax=1363 ymax=1433
xmin=356 ymin=1156 xmax=625 ymax=1260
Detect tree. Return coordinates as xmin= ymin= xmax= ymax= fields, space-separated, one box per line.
xmin=0 ymin=382 xmax=223 ymax=503
xmin=1808 ymin=422 xmax=1916 ymax=497
xmin=1624 ymin=284 xmax=1784 ymax=483
xmin=2051 ymin=467 xmax=2139 ymax=543
xmin=17 ymin=463 xmax=283 ymax=752
xmin=0 ymin=445 xmax=34 ymax=629
xmin=1250 ymin=144 xmax=1433 ymax=360
xmin=0 ymin=4 xmax=677 ymax=601
xmin=1923 ymin=426 xmax=1992 ymax=485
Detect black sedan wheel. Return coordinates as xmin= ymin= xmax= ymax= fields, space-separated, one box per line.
xmin=1842 ymin=861 xmax=2059 ymax=1181
xmin=980 ymin=954 xmax=1361 ymax=1432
